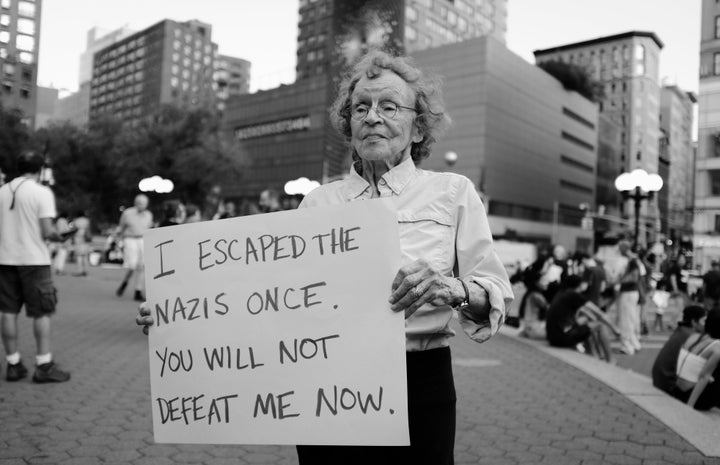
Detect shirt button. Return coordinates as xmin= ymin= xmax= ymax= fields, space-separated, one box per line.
xmin=379 ymin=179 xmax=386 ymax=185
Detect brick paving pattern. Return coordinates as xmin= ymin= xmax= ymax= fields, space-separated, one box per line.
xmin=0 ymin=266 xmax=718 ymax=464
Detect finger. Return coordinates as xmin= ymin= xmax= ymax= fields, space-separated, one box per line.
xmin=390 ymin=260 xmax=429 ymax=292
xmin=390 ymin=273 xmax=425 ymax=309
xmin=404 ymin=283 xmax=435 ymax=319
xmin=143 ymin=325 xmax=149 ymax=336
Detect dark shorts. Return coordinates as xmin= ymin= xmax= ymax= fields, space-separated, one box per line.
xmin=0 ymin=265 xmax=57 ymax=318
xmin=296 ymin=346 xmax=456 ymax=465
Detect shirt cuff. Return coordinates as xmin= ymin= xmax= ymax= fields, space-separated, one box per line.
xmin=458 ymin=278 xmax=507 ymax=343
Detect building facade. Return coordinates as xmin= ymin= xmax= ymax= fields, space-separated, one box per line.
xmin=295 ymin=0 xmax=507 ymax=81
xmin=694 ymin=0 xmax=720 ymax=270
xmin=0 ymin=0 xmax=41 ymax=127
xmin=660 ymin=85 xmax=696 ymax=249
xmin=214 ymin=54 xmax=250 ymax=112
xmin=89 ymin=19 xmax=217 ymax=126
xmin=33 ymin=84 xmax=56 ymax=128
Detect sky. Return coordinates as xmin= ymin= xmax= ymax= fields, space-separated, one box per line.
xmin=38 ymin=0 xmax=702 ymax=95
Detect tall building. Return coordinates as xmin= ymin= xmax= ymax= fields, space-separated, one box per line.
xmin=0 ymin=0 xmax=42 ymax=127
xmin=659 ymin=85 xmax=696 ymax=249
xmin=214 ymin=54 xmax=250 ymax=112
xmin=33 ymin=84 xmax=56 ymax=128
xmin=295 ymin=0 xmax=507 ymax=80
xmin=534 ymin=32 xmax=663 ymax=176
xmin=89 ymin=19 xmax=217 ymax=126
xmin=55 ymin=26 xmax=134 ymax=126
xmin=693 ymin=0 xmax=720 ymax=269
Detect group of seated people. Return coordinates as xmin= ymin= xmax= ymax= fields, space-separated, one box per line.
xmin=652 ymin=305 xmax=720 ymax=411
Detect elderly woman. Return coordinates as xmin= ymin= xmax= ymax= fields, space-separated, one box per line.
xmin=137 ymin=50 xmax=513 ymax=464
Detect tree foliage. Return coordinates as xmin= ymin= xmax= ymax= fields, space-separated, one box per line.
xmin=0 ymin=101 xmax=31 ymax=178
xmin=3 ymin=103 xmax=247 ymax=228
xmin=537 ymin=60 xmax=605 ymax=103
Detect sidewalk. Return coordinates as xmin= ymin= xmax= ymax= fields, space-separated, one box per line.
xmin=0 ymin=266 xmax=719 ymax=464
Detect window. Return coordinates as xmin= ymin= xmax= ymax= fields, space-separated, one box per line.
xmin=716 ymin=15 xmax=720 ymax=39
xmin=18 ymin=1 xmax=34 ymax=17
xmin=0 ymin=0 xmax=8 ymax=9
xmin=406 ymin=5 xmax=418 ymax=21
xmin=3 ymin=62 xmax=13 ymax=76
xmin=19 ymin=87 xmax=29 ymax=98
xmin=0 ymin=14 xmax=8 ymax=26
xmin=0 ymin=30 xmax=9 ymax=43
xmin=17 ymin=34 xmax=34 ymax=51
xmin=0 ymin=47 xmax=6 ymax=59
xmin=406 ymin=25 xmax=417 ymax=41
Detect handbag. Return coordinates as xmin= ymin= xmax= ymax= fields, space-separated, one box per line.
xmin=676 ymin=348 xmax=707 ymax=384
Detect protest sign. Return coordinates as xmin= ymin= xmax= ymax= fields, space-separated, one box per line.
xmin=144 ymin=198 xmax=408 ymax=445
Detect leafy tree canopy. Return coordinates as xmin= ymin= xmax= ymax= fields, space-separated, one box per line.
xmin=537 ymin=60 xmax=605 ymax=103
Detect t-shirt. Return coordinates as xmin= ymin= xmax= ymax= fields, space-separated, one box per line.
xmin=545 ymin=290 xmax=588 ymax=346
xmin=0 ymin=177 xmax=56 ymax=265
xmin=119 ymin=206 xmax=153 ymax=238
xmin=583 ymin=264 xmax=606 ymax=306
xmin=652 ymin=326 xmax=693 ymax=394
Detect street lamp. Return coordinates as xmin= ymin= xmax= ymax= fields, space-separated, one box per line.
xmin=614 ymin=169 xmax=663 ymax=247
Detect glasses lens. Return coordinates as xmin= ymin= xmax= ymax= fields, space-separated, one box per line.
xmin=351 ymin=105 xmax=368 ymax=120
xmin=379 ymin=102 xmax=398 ymax=119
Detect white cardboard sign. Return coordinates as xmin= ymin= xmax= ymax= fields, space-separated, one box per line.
xmin=144 ymin=199 xmax=409 ymax=445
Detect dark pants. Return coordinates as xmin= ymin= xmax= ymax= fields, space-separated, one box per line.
xmin=296 ymin=346 xmax=456 ymax=465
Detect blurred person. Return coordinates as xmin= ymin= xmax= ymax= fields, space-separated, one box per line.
xmin=219 ymin=200 xmax=237 ymax=219
xmin=202 ymin=185 xmax=223 ymax=221
xmin=0 ymin=151 xmax=71 ymax=383
xmin=615 ymin=240 xmax=645 ymax=355
xmin=139 ymin=49 xmax=514 ymax=464
xmin=517 ymin=255 xmax=551 ymax=340
xmin=675 ymin=308 xmax=720 ymax=411
xmin=575 ymin=251 xmax=607 ymax=307
xmin=184 ymin=203 xmax=201 ymax=223
xmin=702 ymin=260 xmax=720 ymax=312
xmin=258 ymin=188 xmax=282 ymax=213
xmin=116 ymin=194 xmax=153 ymax=302
xmin=52 ymin=211 xmax=72 ymax=275
xmin=238 ymin=198 xmax=261 ymax=216
xmin=651 ymin=280 xmax=671 ymax=333
xmin=71 ymin=210 xmax=91 ymax=277
xmin=158 ymin=199 xmax=186 ymax=227
xmin=651 ymin=305 xmax=706 ymax=396
xmin=545 ymin=275 xmax=620 ymax=363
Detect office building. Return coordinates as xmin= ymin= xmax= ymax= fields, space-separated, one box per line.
xmin=224 ymin=36 xmax=598 ymax=252
xmin=33 ymin=84 xmax=56 ymax=128
xmin=295 ymin=0 xmax=507 ymax=80
xmin=0 ymin=0 xmax=42 ymax=127
xmin=693 ymin=0 xmax=720 ymax=268
xmin=659 ymin=85 xmax=696 ymax=248
xmin=89 ymin=19 xmax=217 ymax=126
xmin=214 ymin=54 xmax=250 ymax=112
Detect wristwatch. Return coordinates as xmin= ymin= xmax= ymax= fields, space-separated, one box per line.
xmin=457 ymin=278 xmax=470 ymax=308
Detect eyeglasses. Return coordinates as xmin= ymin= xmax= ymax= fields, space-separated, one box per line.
xmin=350 ymin=101 xmax=417 ymax=121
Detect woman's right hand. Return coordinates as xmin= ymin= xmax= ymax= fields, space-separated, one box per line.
xmin=136 ymin=302 xmax=154 ymax=335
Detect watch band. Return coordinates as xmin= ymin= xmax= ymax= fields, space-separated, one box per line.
xmin=458 ymin=278 xmax=470 ymax=307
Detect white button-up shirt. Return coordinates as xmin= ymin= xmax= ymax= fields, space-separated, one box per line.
xmin=300 ymin=157 xmax=514 ymax=351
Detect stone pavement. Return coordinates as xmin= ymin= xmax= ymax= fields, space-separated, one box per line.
xmin=0 ymin=266 xmax=719 ymax=465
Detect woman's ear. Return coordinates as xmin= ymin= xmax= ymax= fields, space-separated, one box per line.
xmin=411 ymin=124 xmax=423 ymax=144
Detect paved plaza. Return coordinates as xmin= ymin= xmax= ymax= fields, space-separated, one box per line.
xmin=0 ymin=266 xmax=719 ymax=465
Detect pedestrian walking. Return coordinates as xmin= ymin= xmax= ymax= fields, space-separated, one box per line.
xmin=0 ymin=151 xmax=71 ymax=383
xmin=116 ymin=194 xmax=153 ymax=302
xmin=71 ymin=209 xmax=92 ymax=277
xmin=615 ymin=240 xmax=646 ymax=355
xmin=138 ymin=49 xmax=514 ymax=464
xmin=51 ymin=211 xmax=72 ymax=275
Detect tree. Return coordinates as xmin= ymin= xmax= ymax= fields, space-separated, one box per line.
xmin=0 ymin=102 xmax=31 ymax=177
xmin=537 ymin=60 xmax=605 ymax=103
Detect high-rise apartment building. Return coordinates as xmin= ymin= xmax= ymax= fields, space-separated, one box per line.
xmin=0 ymin=0 xmax=41 ymax=127
xmin=214 ymin=54 xmax=250 ymax=112
xmin=534 ymin=32 xmax=663 ymax=176
xmin=659 ymin=85 xmax=696 ymax=248
xmin=693 ymin=0 xmax=720 ymax=269
xmin=295 ymin=0 xmax=507 ymax=80
xmin=89 ymin=19 xmax=217 ymax=126
xmin=56 ymin=26 xmax=134 ymax=126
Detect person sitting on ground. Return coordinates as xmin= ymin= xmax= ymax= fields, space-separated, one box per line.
xmin=545 ymin=274 xmax=621 ymax=363
xmin=651 ymin=305 xmax=706 ymax=396
xmin=517 ymin=255 xmax=552 ymax=340
xmin=674 ymin=308 xmax=720 ymax=411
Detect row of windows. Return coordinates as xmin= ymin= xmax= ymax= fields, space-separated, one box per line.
xmin=0 ymin=14 xmax=34 ymax=33
xmin=0 ymin=30 xmax=34 ymax=52
xmin=92 ymin=82 xmax=144 ymax=102
xmin=0 ymin=0 xmax=35 ymax=18
xmin=2 ymin=61 xmax=31 ymax=79
xmin=0 ymin=45 xmax=32 ymax=63
xmin=1 ymin=79 xmax=30 ymax=98
xmin=94 ymin=47 xmax=146 ymax=76
xmin=96 ymin=35 xmax=147 ymax=64
xmin=297 ymin=32 xmax=326 ymax=50
xmin=93 ymin=59 xmax=146 ymax=85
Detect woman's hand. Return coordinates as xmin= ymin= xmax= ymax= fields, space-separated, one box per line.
xmin=388 ymin=259 xmax=462 ymax=318
xmin=135 ymin=302 xmax=155 ymax=335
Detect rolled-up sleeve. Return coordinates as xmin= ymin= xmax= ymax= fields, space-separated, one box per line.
xmin=454 ymin=179 xmax=514 ymax=343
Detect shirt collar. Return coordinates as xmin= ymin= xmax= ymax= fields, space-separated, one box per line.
xmin=344 ymin=157 xmax=417 ymax=200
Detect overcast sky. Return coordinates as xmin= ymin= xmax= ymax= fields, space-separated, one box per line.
xmin=37 ymin=0 xmax=701 ymax=95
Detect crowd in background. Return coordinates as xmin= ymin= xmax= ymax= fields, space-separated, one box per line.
xmin=508 ymin=240 xmax=720 ymax=411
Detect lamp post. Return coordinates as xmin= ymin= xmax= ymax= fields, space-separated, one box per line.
xmin=614 ymin=169 xmax=663 ymax=248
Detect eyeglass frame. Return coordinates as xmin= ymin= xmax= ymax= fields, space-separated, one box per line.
xmin=350 ymin=101 xmax=418 ymax=121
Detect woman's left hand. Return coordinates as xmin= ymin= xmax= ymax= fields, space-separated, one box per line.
xmin=388 ymin=259 xmax=461 ymax=318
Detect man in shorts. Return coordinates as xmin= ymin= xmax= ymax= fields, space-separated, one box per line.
xmin=0 ymin=151 xmax=71 ymax=383
xmin=116 ymin=194 xmax=153 ymax=302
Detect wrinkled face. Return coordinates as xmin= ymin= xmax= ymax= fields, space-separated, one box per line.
xmin=350 ymin=70 xmax=421 ymax=165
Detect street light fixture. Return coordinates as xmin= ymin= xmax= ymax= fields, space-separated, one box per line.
xmin=614 ymin=169 xmax=663 ymax=248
